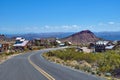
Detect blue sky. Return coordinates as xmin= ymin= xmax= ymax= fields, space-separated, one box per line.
xmin=0 ymin=0 xmax=120 ymax=34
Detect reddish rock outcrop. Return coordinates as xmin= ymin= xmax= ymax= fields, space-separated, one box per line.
xmin=60 ymin=30 xmax=99 ymax=45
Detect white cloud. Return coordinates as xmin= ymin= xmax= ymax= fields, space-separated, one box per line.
xmin=39 ymin=25 xmax=81 ymax=32
xmin=96 ymin=21 xmax=120 ymax=32
xmin=61 ymin=25 xmax=81 ymax=31
xmin=62 ymin=25 xmax=70 ymax=29
xmin=72 ymin=25 xmax=80 ymax=29
xmin=24 ymin=26 xmax=40 ymax=31
xmin=2 ymin=21 xmax=120 ymax=34
xmin=87 ymin=25 xmax=94 ymax=29
xmin=108 ymin=22 xmax=115 ymax=25
xmin=98 ymin=22 xmax=104 ymax=26
xmin=32 ymin=22 xmax=119 ymax=32
xmin=44 ymin=25 xmax=51 ymax=29
xmin=98 ymin=22 xmax=115 ymax=26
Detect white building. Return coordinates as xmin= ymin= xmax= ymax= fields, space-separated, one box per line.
xmin=13 ymin=37 xmax=29 ymax=49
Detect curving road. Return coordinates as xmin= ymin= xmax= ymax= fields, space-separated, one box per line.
xmin=0 ymin=47 xmax=105 ymax=80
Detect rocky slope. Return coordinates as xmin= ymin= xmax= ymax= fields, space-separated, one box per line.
xmin=60 ymin=30 xmax=100 ymax=45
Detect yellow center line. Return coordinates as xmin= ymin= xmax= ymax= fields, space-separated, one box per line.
xmin=28 ymin=53 xmax=55 ymax=80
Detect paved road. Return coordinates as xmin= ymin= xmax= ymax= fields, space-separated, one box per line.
xmin=0 ymin=48 xmax=105 ymax=80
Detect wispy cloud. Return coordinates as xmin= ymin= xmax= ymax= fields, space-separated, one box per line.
xmin=1 ymin=21 xmax=120 ymax=34
xmin=98 ymin=21 xmax=115 ymax=26
xmin=96 ymin=21 xmax=120 ymax=31
xmin=10 ymin=25 xmax=82 ymax=33
xmin=108 ymin=22 xmax=115 ymax=25
xmin=98 ymin=22 xmax=106 ymax=26
xmin=39 ymin=25 xmax=81 ymax=32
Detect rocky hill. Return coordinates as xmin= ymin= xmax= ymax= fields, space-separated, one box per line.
xmin=60 ymin=30 xmax=100 ymax=45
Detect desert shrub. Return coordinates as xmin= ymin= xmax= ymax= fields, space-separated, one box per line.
xmin=74 ymin=65 xmax=80 ymax=69
xmin=45 ymin=48 xmax=120 ymax=74
xmin=46 ymin=51 xmax=55 ymax=57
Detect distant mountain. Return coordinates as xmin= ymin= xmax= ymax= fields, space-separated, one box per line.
xmin=6 ymin=31 xmax=120 ymax=41
xmin=95 ymin=31 xmax=120 ymax=41
xmin=60 ymin=30 xmax=99 ymax=44
xmin=6 ymin=32 xmax=74 ymax=40
xmin=0 ymin=34 xmax=13 ymax=42
xmin=0 ymin=34 xmax=6 ymax=41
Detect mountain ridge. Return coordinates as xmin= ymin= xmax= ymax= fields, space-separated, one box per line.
xmin=4 ymin=31 xmax=120 ymax=41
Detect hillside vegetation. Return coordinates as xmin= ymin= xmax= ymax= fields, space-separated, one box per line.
xmin=44 ymin=48 xmax=120 ymax=78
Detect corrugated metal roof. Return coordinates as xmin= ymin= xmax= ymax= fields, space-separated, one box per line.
xmin=105 ymin=45 xmax=114 ymax=49
xmin=96 ymin=41 xmax=109 ymax=45
xmin=56 ymin=40 xmax=61 ymax=44
xmin=13 ymin=40 xmax=29 ymax=47
xmin=16 ymin=37 xmax=25 ymax=41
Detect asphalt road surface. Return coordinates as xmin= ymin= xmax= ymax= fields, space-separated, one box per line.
xmin=0 ymin=47 xmax=105 ymax=80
